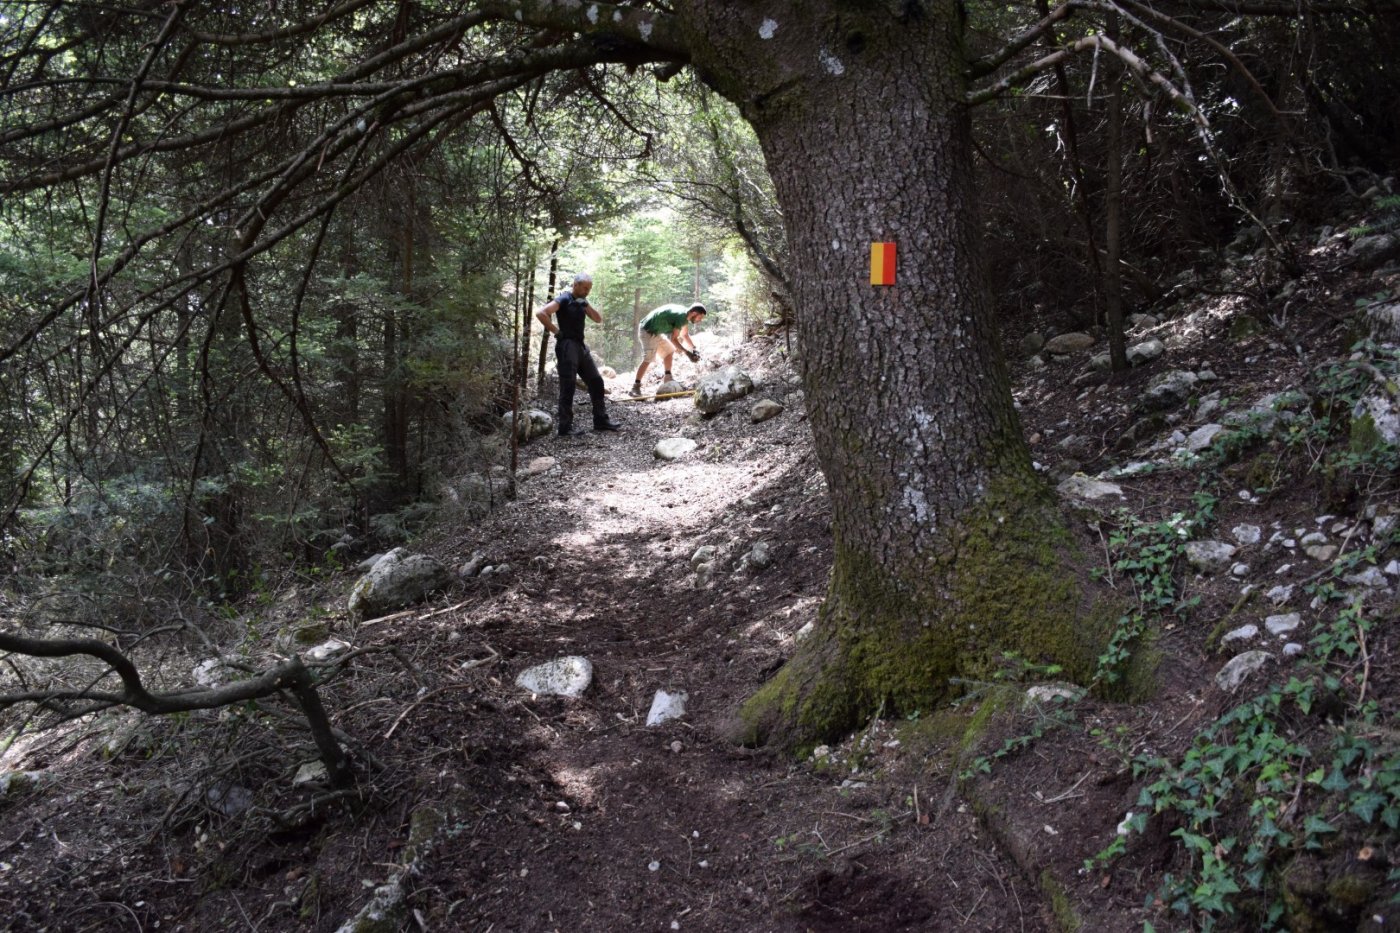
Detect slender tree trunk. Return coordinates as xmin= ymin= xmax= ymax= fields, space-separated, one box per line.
xmin=684 ymin=0 xmax=1116 ymax=749
xmin=536 ymin=237 xmax=558 ymax=394
xmin=1105 ymin=11 xmax=1128 ymax=372
xmin=631 ymin=287 xmax=643 ymax=367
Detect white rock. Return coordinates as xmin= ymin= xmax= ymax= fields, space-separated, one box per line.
xmin=1186 ymin=424 xmax=1224 ymax=452
xmin=293 ymin=761 xmax=328 ymax=786
xmin=525 ymin=456 xmax=557 ymax=476
xmin=654 ymin=437 xmax=698 ymax=460
xmin=1098 ymin=461 xmax=1158 ymax=479
xmin=1275 ymin=563 xmax=1293 ymax=575
xmin=1231 ymin=563 xmax=1251 ymax=577
xmin=1127 ymin=339 xmax=1165 ymax=365
xmin=1373 ymin=514 xmax=1397 ymax=537
xmin=1025 ymin=684 xmax=1084 ymax=705
xmin=693 ymin=366 xmax=755 ymax=414
xmin=795 ymin=621 xmax=815 ymax=641
xmin=1057 ymin=475 xmax=1123 ymax=500
xmin=1265 ymin=613 xmax=1302 ymax=636
xmin=1216 ymin=651 xmax=1273 ymax=691
xmin=1266 ymin=584 xmax=1294 ymax=605
xmin=1301 ymin=531 xmax=1328 ymax=546
xmin=1185 ymin=540 xmax=1237 ymax=573
xmin=1343 ymin=567 xmax=1388 ymax=588
xmin=646 ymin=690 xmax=689 ymax=727
xmin=305 ymin=638 xmax=351 ymax=664
xmin=515 ymin=656 xmax=593 ymax=698
xmin=1384 ymin=560 xmax=1400 ymax=578
xmin=1221 ymin=624 xmax=1258 ymax=644
xmin=1232 ymin=524 xmax=1262 ymax=546
xmin=1282 ymin=643 xmax=1305 ymax=657
xmin=690 ymin=545 xmax=717 ymax=569
xmin=1305 ymin=545 xmax=1338 ymax=562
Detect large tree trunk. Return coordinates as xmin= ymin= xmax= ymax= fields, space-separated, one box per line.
xmin=683 ymin=0 xmax=1116 ymax=749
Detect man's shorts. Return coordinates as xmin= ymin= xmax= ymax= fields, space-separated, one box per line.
xmin=639 ymin=330 xmax=675 ymax=364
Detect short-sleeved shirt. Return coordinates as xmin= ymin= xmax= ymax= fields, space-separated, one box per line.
xmin=554 ymin=290 xmax=591 ymax=342
xmin=640 ymin=304 xmax=690 ymax=336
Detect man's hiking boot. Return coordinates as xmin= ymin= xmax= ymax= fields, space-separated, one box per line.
xmin=628 ymin=383 xmax=643 ymax=397
xmin=557 ymin=425 xmax=588 ymax=438
xmin=594 ymin=420 xmax=623 ymax=432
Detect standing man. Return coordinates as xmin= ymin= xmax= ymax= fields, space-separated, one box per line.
xmin=630 ymin=303 xmax=707 ymax=397
xmin=536 ymin=273 xmax=622 ymax=436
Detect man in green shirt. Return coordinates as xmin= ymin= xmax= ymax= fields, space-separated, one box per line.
xmin=630 ymin=303 xmax=707 ymax=397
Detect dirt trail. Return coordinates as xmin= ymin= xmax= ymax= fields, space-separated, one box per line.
xmin=404 ymin=373 xmax=1051 ymax=932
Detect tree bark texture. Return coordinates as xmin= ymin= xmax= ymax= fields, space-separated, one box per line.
xmin=680 ymin=0 xmax=1114 ymax=748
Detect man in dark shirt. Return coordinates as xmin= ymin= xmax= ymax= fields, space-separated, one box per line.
xmin=535 ymin=273 xmax=622 ymax=436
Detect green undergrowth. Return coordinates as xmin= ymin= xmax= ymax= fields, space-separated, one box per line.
xmin=957 ymin=491 xmax=1215 ymax=780
xmin=1096 ymin=590 xmax=1399 ymax=932
xmin=1199 ymin=337 xmax=1399 ymax=502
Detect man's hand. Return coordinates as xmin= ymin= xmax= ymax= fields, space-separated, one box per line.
xmin=685 ymin=349 xmax=700 ymax=363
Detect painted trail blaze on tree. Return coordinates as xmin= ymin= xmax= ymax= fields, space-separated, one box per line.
xmin=870 ymin=242 xmax=897 ymax=286
xmin=678 ymin=0 xmax=1124 ymax=749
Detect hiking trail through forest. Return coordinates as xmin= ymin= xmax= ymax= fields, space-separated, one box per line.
xmin=395 ymin=346 xmax=1049 ymax=931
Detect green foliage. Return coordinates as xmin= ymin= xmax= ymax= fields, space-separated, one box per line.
xmin=1093 ymin=492 xmax=1215 ymax=688
xmin=1093 ymin=600 xmax=1400 ymax=930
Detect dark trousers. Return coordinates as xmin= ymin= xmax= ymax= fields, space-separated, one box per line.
xmin=555 ymin=338 xmax=607 ymax=431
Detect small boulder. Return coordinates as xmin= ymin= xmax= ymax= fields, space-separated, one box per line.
xmin=515 ymin=656 xmax=593 ymax=698
xmin=1232 ymin=524 xmax=1262 ymax=546
xmin=1185 ymin=540 xmax=1238 ymax=573
xmin=1216 ymin=650 xmax=1272 ymax=691
xmin=1347 ymin=232 xmax=1400 ymax=270
xmin=1139 ymin=370 xmax=1199 ymax=412
xmin=1265 ymin=613 xmax=1302 ymax=637
xmin=1057 ymin=475 xmax=1123 ymax=500
xmin=690 ymin=545 xmax=718 ymax=569
xmin=694 ymin=366 xmax=755 ymax=414
xmin=1020 ymin=332 xmax=1046 ymax=355
xmin=655 ymin=437 xmax=698 ymax=460
xmin=1044 ymin=332 xmax=1094 ymax=355
xmin=525 ymin=456 xmax=557 ymax=477
xmin=1186 ymin=424 xmax=1225 ymax=452
xmin=1127 ymin=339 xmax=1165 ymax=366
xmin=750 ymin=399 xmax=784 ymax=423
xmin=1220 ymin=624 xmax=1258 ymax=644
xmin=503 ymin=408 xmax=555 ymax=442
xmin=646 ymin=690 xmax=689 ymax=726
xmin=348 ymin=548 xmax=451 ymax=621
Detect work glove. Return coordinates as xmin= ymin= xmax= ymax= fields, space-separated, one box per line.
xmin=685 ymin=349 xmax=700 ymax=363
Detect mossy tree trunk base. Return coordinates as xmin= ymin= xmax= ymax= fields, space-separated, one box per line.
xmin=734 ymin=481 xmax=1117 ymax=753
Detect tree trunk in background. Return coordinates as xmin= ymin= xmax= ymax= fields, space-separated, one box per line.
xmin=520 ymin=247 xmax=537 ymax=389
xmin=1105 ymin=11 xmax=1128 ymax=372
xmin=631 ymin=287 xmax=643 ymax=366
xmin=383 ymin=217 xmax=412 ymax=486
xmin=683 ymin=0 xmax=1115 ymax=750
xmin=536 ymin=238 xmax=558 ymax=394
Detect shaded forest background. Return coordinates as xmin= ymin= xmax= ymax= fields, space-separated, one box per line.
xmin=1 ymin=4 xmax=1396 ymax=618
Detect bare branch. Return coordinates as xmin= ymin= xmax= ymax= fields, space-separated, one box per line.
xmin=967 ymin=33 xmax=1205 ymax=121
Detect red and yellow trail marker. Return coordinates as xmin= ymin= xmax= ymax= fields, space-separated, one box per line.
xmin=870 ymin=241 xmax=896 ymax=286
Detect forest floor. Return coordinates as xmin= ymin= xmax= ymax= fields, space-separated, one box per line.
xmin=1 ymin=230 xmax=1398 ymax=933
